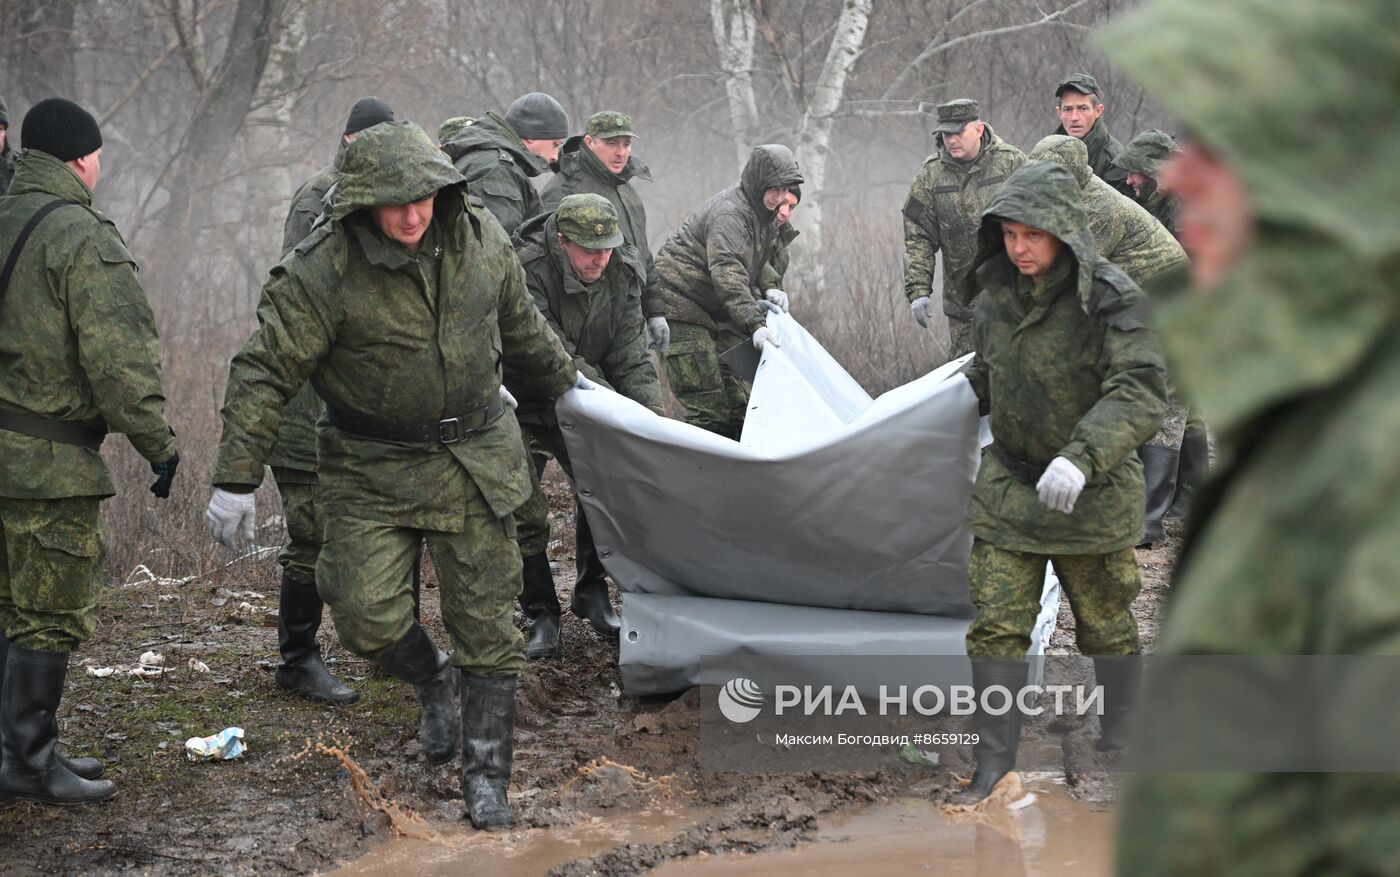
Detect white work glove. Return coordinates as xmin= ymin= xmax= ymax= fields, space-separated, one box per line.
xmin=575 ymin=372 xmax=597 ymax=390
xmin=206 ymin=488 xmax=256 ymax=550
xmin=498 ymin=385 xmax=518 ymax=410
xmin=764 ymin=288 xmax=789 ymax=313
xmin=910 ymin=296 xmax=935 ymax=329
xmin=1036 ymin=457 xmax=1087 ymax=514
xmin=752 ymin=326 xmax=781 ymax=350
xmin=646 ymin=317 xmax=671 ymax=353
xmin=756 ymin=299 xmax=782 ymax=315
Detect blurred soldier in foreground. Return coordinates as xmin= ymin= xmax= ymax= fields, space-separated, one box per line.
xmin=268 ymin=96 xmax=396 ymax=706
xmin=0 ymin=98 xmax=178 ymax=804
xmin=1051 ymin=74 xmax=1129 ymax=192
xmin=1030 ymin=134 xmax=1188 ymax=546
xmin=0 ymin=96 xmax=12 ymax=193
xmin=654 ymin=145 xmax=803 ymax=439
xmin=441 ymin=92 xmax=569 ymax=235
xmin=510 ymin=194 xmax=664 ymax=656
xmin=543 ymin=112 xmax=669 ymax=352
xmin=206 ymin=122 xmax=580 ymax=829
xmin=903 ymin=99 xmax=1025 ymax=359
xmin=953 ymin=161 xmax=1167 ymax=804
xmin=1101 ymin=0 xmax=1400 ymax=873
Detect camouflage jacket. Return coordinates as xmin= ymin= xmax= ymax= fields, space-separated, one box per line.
xmin=510 ymin=213 xmax=663 ymax=427
xmin=441 ymin=112 xmax=548 ymax=236
xmin=902 ymin=127 xmax=1026 ymax=320
xmin=1052 ymin=117 xmax=1128 ymax=191
xmin=541 ymin=136 xmax=663 ymax=318
xmin=1030 ymin=135 xmax=1186 ymax=287
xmin=0 ymin=151 xmax=176 ymax=499
xmin=654 ymin=145 xmax=803 ymax=336
xmin=266 ymin=141 xmax=347 ymax=478
xmin=961 ymin=162 xmax=1167 ymax=554
xmin=1103 ymin=1 xmax=1400 ymax=874
xmin=214 ymin=123 xmax=577 ymax=530
xmin=1139 ymin=188 xmax=1180 ymax=237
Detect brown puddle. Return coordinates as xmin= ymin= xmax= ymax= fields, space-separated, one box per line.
xmin=322 ymin=805 xmax=705 ymax=877
xmin=656 ymin=777 xmax=1114 ymax=877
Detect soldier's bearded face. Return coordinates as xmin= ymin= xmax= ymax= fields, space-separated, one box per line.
xmin=1126 ymin=171 xmax=1154 ymax=198
xmin=559 ymin=237 xmax=613 ymax=283
xmin=943 ymin=122 xmax=984 ymax=160
xmin=1001 ymin=220 xmax=1063 ymax=282
xmin=523 ymin=138 xmax=566 ymax=164
xmin=1159 ymin=139 xmax=1256 ymax=291
xmin=1056 ymin=91 xmax=1104 ymax=138
xmin=371 ymin=194 xmax=436 ymax=251
xmin=587 ymin=135 xmax=633 ymax=174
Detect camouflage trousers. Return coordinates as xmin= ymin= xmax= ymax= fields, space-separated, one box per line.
xmin=513 ymin=423 xmax=573 ymax=558
xmin=272 ymin=469 xmax=321 ymax=588
xmin=966 ymin=539 xmax=1141 ymax=658
xmin=0 ymin=495 xmax=103 ymax=653
xmin=946 ymin=314 xmax=975 ymax=361
xmin=317 ymin=482 xmax=524 ymax=677
xmin=662 ymin=321 xmax=750 ymax=440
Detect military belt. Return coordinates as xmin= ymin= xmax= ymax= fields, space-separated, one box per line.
xmin=0 ymin=407 xmax=107 ymax=452
xmin=988 ymin=442 xmax=1046 ymax=484
xmin=325 ymin=396 xmax=505 ymax=445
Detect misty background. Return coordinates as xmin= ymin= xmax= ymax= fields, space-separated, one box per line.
xmin=0 ymin=0 xmax=1161 ymax=579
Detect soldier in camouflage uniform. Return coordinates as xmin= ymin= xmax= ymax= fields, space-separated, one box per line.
xmin=268 ymin=96 xmax=395 ymax=706
xmin=1030 ymin=134 xmax=1189 ymax=547
xmin=509 ymin=194 xmax=664 ymax=657
xmin=1102 ymin=1 xmax=1400 ymax=873
xmin=206 ymin=121 xmax=580 ymax=830
xmin=542 ymin=112 xmax=669 ymax=352
xmin=654 ymin=145 xmax=803 ymax=439
xmin=902 ymin=99 xmax=1026 ymax=360
xmin=0 ymin=95 xmax=13 ymax=194
xmin=441 ymin=92 xmax=570 ymax=236
xmin=1051 ymin=73 xmax=1130 ymax=193
xmin=0 ymin=99 xmax=178 ymax=805
xmin=951 ymin=161 xmax=1167 ymax=804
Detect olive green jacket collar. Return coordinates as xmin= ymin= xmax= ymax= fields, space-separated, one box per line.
xmin=6 ymin=149 xmax=93 ymax=205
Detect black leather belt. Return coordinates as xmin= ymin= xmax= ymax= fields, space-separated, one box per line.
xmin=988 ymin=442 xmax=1046 ymax=484
xmin=0 ymin=408 xmax=107 ymax=452
xmin=325 ymin=396 xmax=504 ymax=445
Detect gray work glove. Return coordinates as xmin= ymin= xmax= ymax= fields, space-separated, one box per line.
xmin=206 ymin=488 xmax=256 ymax=550
xmin=764 ymin=288 xmax=789 ymax=312
xmin=646 ymin=316 xmax=671 ymax=353
xmin=756 ymin=299 xmax=782 ymax=315
xmin=752 ymin=326 xmax=781 ymax=350
xmin=575 ymin=373 xmax=597 ymax=390
xmin=1036 ymin=457 xmax=1087 ymax=514
xmin=498 ymin=385 xmax=518 ymax=410
xmin=910 ymin=295 xmax=935 ymax=329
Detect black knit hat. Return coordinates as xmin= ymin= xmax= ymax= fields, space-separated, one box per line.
xmin=344 ymin=96 xmax=395 ymax=136
xmin=22 ymin=97 xmax=103 ymax=162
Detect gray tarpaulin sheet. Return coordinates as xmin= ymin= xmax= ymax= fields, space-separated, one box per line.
xmin=557 ymin=313 xmax=1059 ymax=696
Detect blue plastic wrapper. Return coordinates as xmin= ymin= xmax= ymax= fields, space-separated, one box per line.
xmin=184 ymin=727 xmax=246 ymax=761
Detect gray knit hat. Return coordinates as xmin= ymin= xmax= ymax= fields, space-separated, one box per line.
xmin=505 ymin=92 xmax=569 ymax=140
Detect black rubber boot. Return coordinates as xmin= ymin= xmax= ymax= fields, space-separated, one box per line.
xmin=1093 ymin=653 xmax=1142 ymax=751
xmin=0 ymin=632 xmax=104 ymax=781
xmin=372 ymin=625 xmax=459 ymax=764
xmin=1166 ymin=429 xmax=1209 ymax=520
xmin=461 ymin=672 xmax=517 ymax=831
xmin=1137 ymin=444 xmax=1180 ymax=548
xmin=275 ymin=573 xmax=359 ymax=705
xmin=0 ymin=646 xmax=116 ymax=805
xmin=569 ymin=504 xmax=620 ymax=638
xmin=948 ymin=660 xmax=1027 ymax=805
xmin=519 ymin=552 xmax=561 ymax=659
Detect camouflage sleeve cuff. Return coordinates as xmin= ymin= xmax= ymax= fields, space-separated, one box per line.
xmin=1056 ymin=443 xmax=1095 ymax=481
xmin=641 ymin=282 xmax=666 ymax=319
xmin=128 ymin=426 xmax=177 ymax=464
xmin=211 ymin=454 xmax=266 ymax=490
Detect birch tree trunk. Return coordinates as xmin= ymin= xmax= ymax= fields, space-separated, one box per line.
xmin=709 ymin=0 xmax=760 ymax=168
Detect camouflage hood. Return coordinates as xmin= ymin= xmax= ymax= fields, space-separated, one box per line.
xmin=963 ymin=161 xmax=1099 ymax=310
xmin=738 ymin=145 xmax=803 ymax=214
xmin=1028 ymin=135 xmax=1094 ymax=188
xmin=440 ymin=112 xmax=549 ymax=179
xmin=329 ymin=121 xmax=464 ymax=221
xmin=1099 ymin=0 xmax=1400 ymax=434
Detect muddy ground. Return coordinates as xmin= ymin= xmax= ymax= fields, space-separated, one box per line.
xmin=0 ymin=468 xmax=1181 ymax=875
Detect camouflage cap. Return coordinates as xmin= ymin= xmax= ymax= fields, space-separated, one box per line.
xmin=556 ymin=193 xmax=624 ymax=249
xmin=1115 ymin=128 xmax=1178 ymax=177
xmin=934 ymin=98 xmax=980 ymax=134
xmin=437 ymin=116 xmax=475 ymax=145
xmin=586 ymin=111 xmax=638 ymax=140
xmin=1055 ymin=73 xmax=1103 ymax=101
